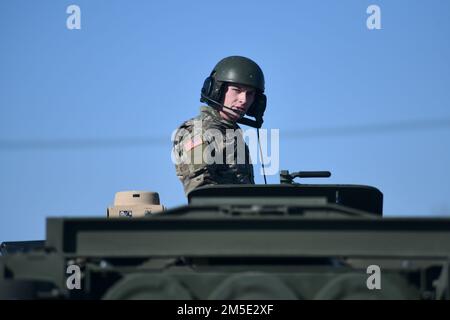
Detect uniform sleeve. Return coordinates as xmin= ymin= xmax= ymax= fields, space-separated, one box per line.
xmin=174 ymin=130 xmax=224 ymax=195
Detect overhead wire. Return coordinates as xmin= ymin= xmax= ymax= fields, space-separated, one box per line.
xmin=1 ymin=118 xmax=450 ymax=151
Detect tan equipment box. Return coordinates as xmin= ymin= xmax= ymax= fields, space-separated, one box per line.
xmin=107 ymin=191 xmax=165 ymax=218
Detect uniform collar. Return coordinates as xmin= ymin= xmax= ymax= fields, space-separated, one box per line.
xmin=200 ymin=105 xmax=237 ymax=128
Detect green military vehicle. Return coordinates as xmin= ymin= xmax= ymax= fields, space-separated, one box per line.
xmin=1 ymin=170 xmax=449 ymax=299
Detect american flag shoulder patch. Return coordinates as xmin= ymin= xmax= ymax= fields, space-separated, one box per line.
xmin=184 ymin=135 xmax=203 ymax=152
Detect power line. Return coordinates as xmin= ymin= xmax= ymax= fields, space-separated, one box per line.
xmin=283 ymin=118 xmax=450 ymax=139
xmin=1 ymin=118 xmax=450 ymax=151
xmin=0 ymin=136 xmax=169 ymax=150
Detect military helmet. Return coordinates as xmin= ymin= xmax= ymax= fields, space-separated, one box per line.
xmin=212 ymin=56 xmax=265 ymax=92
xmin=200 ymin=56 xmax=267 ymax=128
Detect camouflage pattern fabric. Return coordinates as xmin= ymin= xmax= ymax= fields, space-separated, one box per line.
xmin=173 ymin=106 xmax=254 ymax=196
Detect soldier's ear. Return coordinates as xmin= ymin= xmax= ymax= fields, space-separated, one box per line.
xmin=246 ymin=93 xmax=266 ymax=119
xmin=201 ymin=77 xmax=214 ymax=99
xmin=201 ymin=74 xmax=226 ymax=104
xmin=218 ymin=83 xmax=228 ymax=103
xmin=238 ymin=93 xmax=265 ymax=128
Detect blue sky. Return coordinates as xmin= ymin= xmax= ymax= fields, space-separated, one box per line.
xmin=1 ymin=0 xmax=449 ymax=242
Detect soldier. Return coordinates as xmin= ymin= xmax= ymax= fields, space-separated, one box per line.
xmin=173 ymin=56 xmax=267 ymax=196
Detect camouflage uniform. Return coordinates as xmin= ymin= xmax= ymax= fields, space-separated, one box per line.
xmin=173 ymin=106 xmax=254 ymax=195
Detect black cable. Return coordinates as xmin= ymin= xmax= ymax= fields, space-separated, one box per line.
xmin=257 ymin=128 xmax=267 ymax=184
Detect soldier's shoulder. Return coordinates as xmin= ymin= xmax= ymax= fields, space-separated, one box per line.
xmin=175 ymin=116 xmax=193 ymax=130
xmin=176 ymin=114 xmax=224 ymax=137
xmin=173 ymin=115 xmax=202 ymax=147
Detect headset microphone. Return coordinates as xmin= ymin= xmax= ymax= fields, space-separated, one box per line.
xmin=200 ymin=93 xmax=263 ymax=129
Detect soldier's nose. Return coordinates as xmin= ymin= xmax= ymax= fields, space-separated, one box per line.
xmin=238 ymin=92 xmax=247 ymax=105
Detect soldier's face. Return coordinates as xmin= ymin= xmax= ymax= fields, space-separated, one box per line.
xmin=220 ymin=84 xmax=256 ymax=122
